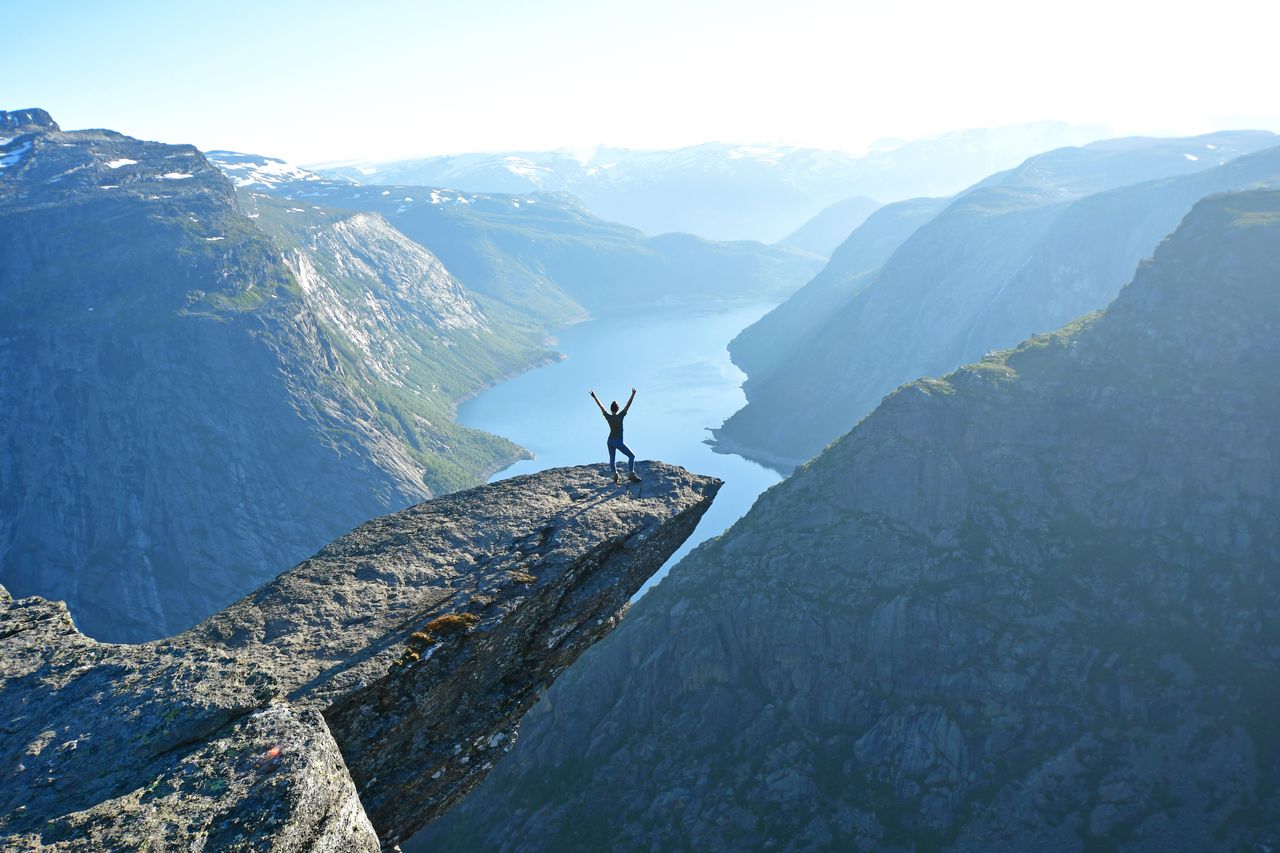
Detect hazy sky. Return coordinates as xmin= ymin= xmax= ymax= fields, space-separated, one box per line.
xmin=5 ymin=0 xmax=1278 ymax=164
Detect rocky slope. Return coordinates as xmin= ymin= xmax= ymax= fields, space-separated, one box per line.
xmin=0 ymin=111 xmax=543 ymax=642
xmin=248 ymin=197 xmax=551 ymax=428
xmin=315 ymin=123 xmax=1107 ymax=242
xmin=716 ymin=131 xmax=1280 ymax=468
xmin=0 ymin=462 xmax=720 ymax=851
xmin=416 ymin=191 xmax=1280 ymax=850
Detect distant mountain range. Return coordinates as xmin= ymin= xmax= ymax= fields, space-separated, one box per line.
xmin=418 ymin=187 xmax=1280 ymax=852
xmin=313 ymin=123 xmax=1110 ymax=242
xmin=209 ymin=151 xmax=822 ymax=324
xmin=734 ymin=196 xmax=950 ymax=376
xmin=717 ymin=130 xmax=1280 ymax=468
xmin=205 ymin=149 xmax=339 ymax=190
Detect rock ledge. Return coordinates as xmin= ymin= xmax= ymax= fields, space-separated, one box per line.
xmin=0 ymin=462 xmax=719 ymax=850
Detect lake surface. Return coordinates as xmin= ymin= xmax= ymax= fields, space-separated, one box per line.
xmin=458 ymin=302 xmax=783 ymax=594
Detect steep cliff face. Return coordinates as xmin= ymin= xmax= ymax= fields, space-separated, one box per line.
xmin=419 ymin=191 xmax=1280 ymax=851
xmin=716 ymin=132 xmax=1280 ymax=468
xmin=248 ymin=197 xmax=554 ymax=483
xmin=0 ymin=117 xmax=538 ymax=642
xmin=0 ymin=463 xmax=720 ymax=851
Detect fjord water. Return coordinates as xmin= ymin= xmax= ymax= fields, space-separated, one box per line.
xmin=458 ymin=302 xmax=783 ymax=593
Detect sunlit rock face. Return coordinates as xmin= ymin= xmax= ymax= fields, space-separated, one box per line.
xmin=0 ymin=462 xmax=720 ymax=850
xmin=418 ymin=193 xmax=1280 ymax=851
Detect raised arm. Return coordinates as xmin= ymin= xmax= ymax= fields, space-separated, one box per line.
xmin=589 ymin=390 xmax=607 ymax=415
xmin=621 ymin=387 xmax=636 ymax=415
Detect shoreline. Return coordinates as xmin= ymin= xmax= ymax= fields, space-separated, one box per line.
xmin=452 ymin=350 xmax=566 ymax=485
xmin=459 ymin=296 xmax=791 ymax=486
xmin=704 ymin=431 xmax=801 ymax=476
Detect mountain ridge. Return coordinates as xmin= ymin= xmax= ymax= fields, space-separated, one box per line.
xmin=778 ymin=195 xmax=883 ymax=257
xmin=716 ymin=131 xmax=1280 ymax=468
xmin=0 ymin=108 xmax=59 ymax=134
xmin=312 ymin=123 xmax=1109 ymax=242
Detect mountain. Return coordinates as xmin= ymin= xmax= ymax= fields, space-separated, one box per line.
xmin=715 ymin=131 xmax=1280 ymax=468
xmin=416 ymin=189 xmax=1280 ymax=851
xmin=778 ymin=195 xmax=882 ymax=257
xmin=210 ymin=152 xmax=823 ymax=325
xmin=246 ymin=196 xmax=548 ymax=407
xmin=731 ymin=196 xmax=949 ymax=381
xmin=0 ymin=463 xmax=720 ymax=851
xmin=0 ymin=112 xmax=547 ymax=642
xmin=0 ymin=107 xmax=58 ymax=135
xmin=314 ymin=123 xmax=1109 ymax=242
xmin=204 ymin=148 xmax=342 ymax=190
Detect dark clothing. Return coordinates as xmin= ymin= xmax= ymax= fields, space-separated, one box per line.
xmin=598 ymin=400 xmax=634 ymax=474
xmin=608 ymin=436 xmax=635 ymax=473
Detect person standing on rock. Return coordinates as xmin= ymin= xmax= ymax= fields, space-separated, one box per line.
xmin=590 ymin=388 xmax=641 ymax=483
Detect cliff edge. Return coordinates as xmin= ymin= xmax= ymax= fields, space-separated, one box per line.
xmin=0 ymin=462 xmax=720 ymax=850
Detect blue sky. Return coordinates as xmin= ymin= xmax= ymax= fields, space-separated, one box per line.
xmin=5 ymin=0 xmax=1279 ymax=164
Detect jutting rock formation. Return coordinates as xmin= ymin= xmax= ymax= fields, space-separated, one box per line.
xmin=0 ymin=462 xmax=720 ymax=851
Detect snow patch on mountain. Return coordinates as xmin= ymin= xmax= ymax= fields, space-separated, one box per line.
xmin=0 ymin=140 xmax=32 ymax=170
xmin=207 ymin=150 xmax=342 ymax=190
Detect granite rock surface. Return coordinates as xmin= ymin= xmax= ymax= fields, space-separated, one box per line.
xmin=0 ymin=462 xmax=719 ymax=850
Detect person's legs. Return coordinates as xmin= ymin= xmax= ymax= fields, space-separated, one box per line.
xmin=617 ymin=441 xmax=636 ymax=473
xmin=607 ymin=440 xmax=618 ymax=474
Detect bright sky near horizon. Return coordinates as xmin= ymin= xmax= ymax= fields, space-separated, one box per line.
xmin=4 ymin=0 xmax=1278 ymax=165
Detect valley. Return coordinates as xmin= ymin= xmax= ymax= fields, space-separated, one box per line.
xmin=417 ymin=187 xmax=1280 ymax=853
xmin=3 ymin=57 xmax=1279 ymax=849
xmin=0 ymin=112 xmax=816 ymax=642
xmin=457 ymin=301 xmax=785 ymax=594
